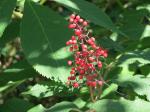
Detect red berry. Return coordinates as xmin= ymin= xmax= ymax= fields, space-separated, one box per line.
xmin=100 ymin=50 xmax=105 ymax=55
xmin=93 ymin=74 xmax=97 ymax=77
xmin=75 ymin=29 xmax=82 ymax=36
xmin=69 ymin=47 xmax=73 ymax=52
xmin=103 ymin=50 xmax=108 ymax=58
xmin=86 ymin=81 xmax=92 ymax=86
xmin=91 ymin=37 xmax=95 ymax=41
xmin=70 ymin=70 xmax=75 ymax=74
xmin=70 ymin=76 xmax=76 ymax=80
xmin=71 ymin=36 xmax=76 ymax=40
xmin=68 ymin=24 xmax=76 ymax=29
xmin=79 ymin=75 xmax=83 ymax=79
xmin=76 ymin=51 xmax=80 ymax=55
xmin=87 ymin=76 xmax=94 ymax=80
xmin=69 ymin=18 xmax=74 ymax=23
xmin=91 ymin=81 xmax=97 ymax=87
xmin=88 ymin=57 xmax=94 ymax=62
xmin=71 ymin=67 xmax=75 ymax=70
xmin=73 ymin=45 xmax=78 ymax=49
xmin=83 ymin=21 xmax=88 ymax=26
xmin=76 ymin=15 xmax=80 ymax=20
xmin=89 ymin=50 xmax=94 ymax=54
xmin=70 ymin=14 xmax=75 ymax=19
xmin=98 ymin=80 xmax=103 ymax=86
xmin=103 ymin=52 xmax=108 ymax=58
xmin=73 ymin=19 xmax=78 ymax=23
xmin=68 ymin=60 xmax=72 ymax=66
xmin=91 ymin=44 xmax=97 ymax=49
xmin=73 ymin=82 xmax=79 ymax=88
xmin=79 ymin=19 xmax=83 ymax=23
xmin=97 ymin=61 xmax=102 ymax=68
xmin=68 ymin=76 xmax=71 ymax=80
xmin=66 ymin=14 xmax=108 ymax=89
xmin=68 ymin=40 xmax=73 ymax=44
xmin=66 ymin=41 xmax=70 ymax=46
xmin=87 ymin=39 xmax=93 ymax=45
xmin=81 ymin=44 xmax=87 ymax=51
xmin=79 ymin=69 xmax=85 ymax=75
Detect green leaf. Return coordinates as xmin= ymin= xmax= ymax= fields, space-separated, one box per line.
xmin=0 ymin=0 xmax=17 ymax=37
xmin=21 ymin=1 xmax=72 ymax=82
xmin=0 ymin=98 xmax=34 ymax=112
xmin=108 ymin=49 xmax=150 ymax=83
xmin=137 ymin=4 xmax=150 ymax=13
xmin=88 ymin=98 xmax=150 ymax=112
xmin=0 ymin=20 xmax=20 ymax=48
xmin=54 ymin=0 xmax=122 ymax=34
xmin=28 ymin=101 xmax=78 ymax=112
xmin=22 ymin=81 xmax=59 ymax=98
xmin=22 ymin=80 xmax=74 ymax=98
xmin=28 ymin=104 xmax=46 ymax=112
xmin=101 ymin=83 xmax=118 ymax=99
xmin=22 ymin=82 xmax=53 ymax=98
xmin=117 ymin=49 xmax=150 ymax=66
xmin=97 ymin=37 xmax=124 ymax=52
xmin=45 ymin=101 xmax=77 ymax=112
xmin=140 ymin=64 xmax=150 ymax=76
xmin=115 ymin=75 xmax=150 ymax=101
xmin=73 ymin=98 xmax=86 ymax=109
xmin=0 ymin=60 xmax=37 ymax=92
xmin=120 ymin=10 xmax=148 ymax=40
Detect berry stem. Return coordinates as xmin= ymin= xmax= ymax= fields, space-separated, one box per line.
xmin=96 ymin=85 xmax=103 ymax=100
xmin=89 ymin=86 xmax=96 ymax=102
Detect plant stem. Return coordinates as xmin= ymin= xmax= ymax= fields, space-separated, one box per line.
xmin=96 ymin=85 xmax=102 ymax=100
xmin=89 ymin=86 xmax=96 ymax=103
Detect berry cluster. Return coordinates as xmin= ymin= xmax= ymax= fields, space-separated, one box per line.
xmin=66 ymin=14 xmax=108 ymax=88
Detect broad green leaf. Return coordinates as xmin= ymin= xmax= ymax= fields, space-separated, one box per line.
xmin=22 ymin=80 xmax=77 ymax=98
xmin=0 ymin=0 xmax=17 ymax=37
xmin=0 ymin=80 xmax=23 ymax=92
xmin=107 ymin=64 xmax=136 ymax=81
xmin=45 ymin=101 xmax=77 ymax=112
xmin=140 ymin=64 xmax=150 ymax=76
xmin=101 ymin=83 xmax=118 ymax=99
xmin=88 ymin=98 xmax=150 ymax=112
xmin=22 ymin=82 xmax=53 ymax=98
xmin=108 ymin=49 xmax=150 ymax=82
xmin=0 ymin=98 xmax=34 ymax=112
xmin=28 ymin=104 xmax=46 ymax=112
xmin=54 ymin=0 xmax=122 ymax=34
xmin=114 ymin=75 xmax=150 ymax=101
xmin=17 ymin=0 xmax=41 ymax=12
xmin=137 ymin=4 xmax=150 ymax=13
xmin=117 ymin=49 xmax=150 ymax=66
xmin=120 ymin=10 xmax=148 ymax=40
xmin=0 ymin=20 xmax=20 ymax=48
xmin=0 ymin=60 xmax=37 ymax=92
xmin=139 ymin=36 xmax=150 ymax=50
xmin=28 ymin=102 xmax=78 ymax=112
xmin=73 ymin=98 xmax=86 ymax=109
xmin=21 ymin=1 xmax=72 ymax=82
xmin=22 ymin=81 xmax=66 ymax=98
xmin=141 ymin=25 xmax=150 ymax=40
xmin=97 ymin=37 xmax=124 ymax=52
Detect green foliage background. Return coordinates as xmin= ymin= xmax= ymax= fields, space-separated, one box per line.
xmin=0 ymin=0 xmax=150 ymax=112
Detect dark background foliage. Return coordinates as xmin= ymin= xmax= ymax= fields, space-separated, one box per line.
xmin=0 ymin=0 xmax=150 ymax=112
